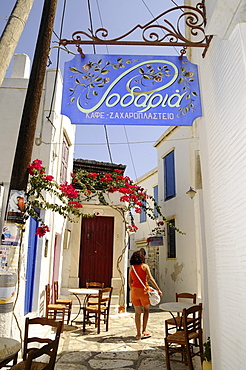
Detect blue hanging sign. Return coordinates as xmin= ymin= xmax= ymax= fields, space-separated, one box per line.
xmin=61 ymin=54 xmax=202 ymax=126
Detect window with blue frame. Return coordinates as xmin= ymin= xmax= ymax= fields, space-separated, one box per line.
xmin=153 ymin=185 xmax=158 ymax=218
xmin=164 ymin=150 xmax=176 ymax=201
xmin=140 ymin=198 xmax=146 ymax=223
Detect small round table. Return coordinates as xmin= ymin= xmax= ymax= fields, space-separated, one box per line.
xmin=0 ymin=337 xmax=21 ymax=368
xmin=68 ymin=288 xmax=100 ymax=323
xmin=159 ymin=302 xmax=195 ymax=313
xmin=159 ymin=302 xmax=195 ymax=330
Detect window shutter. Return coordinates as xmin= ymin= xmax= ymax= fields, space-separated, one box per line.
xmin=164 ymin=150 xmax=176 ymax=201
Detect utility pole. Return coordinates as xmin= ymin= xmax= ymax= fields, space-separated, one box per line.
xmin=9 ymin=0 xmax=59 ymax=192
xmin=0 ymin=0 xmax=35 ymax=86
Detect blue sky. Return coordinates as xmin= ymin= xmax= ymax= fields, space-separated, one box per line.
xmin=0 ymin=0 xmax=183 ymax=180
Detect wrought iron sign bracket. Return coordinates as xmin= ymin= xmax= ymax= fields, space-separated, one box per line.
xmin=59 ymin=1 xmax=212 ymax=58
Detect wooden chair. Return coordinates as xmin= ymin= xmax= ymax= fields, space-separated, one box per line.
xmin=10 ymin=317 xmax=62 ymax=370
xmin=83 ymin=287 xmax=112 ymax=334
xmin=86 ymin=282 xmax=104 ymax=306
xmin=45 ymin=284 xmax=66 ymax=328
xmin=53 ymin=281 xmax=72 ymax=325
xmin=165 ymin=303 xmax=203 ymax=370
xmin=165 ymin=292 xmax=197 ymax=335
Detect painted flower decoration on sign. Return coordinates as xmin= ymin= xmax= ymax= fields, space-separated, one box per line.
xmin=68 ymin=58 xmax=132 ymax=102
xmin=61 ymin=54 xmax=202 ymax=126
xmin=177 ymin=60 xmax=198 ymax=117
xmin=68 ymin=57 xmax=179 ymax=109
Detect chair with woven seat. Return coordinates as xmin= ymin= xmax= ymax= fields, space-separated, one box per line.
xmin=165 ymin=303 xmax=203 ymax=370
xmin=10 ymin=317 xmax=62 ymax=370
xmin=45 ymin=284 xmax=66 ymax=329
xmin=165 ymin=292 xmax=197 ymax=335
xmin=85 ymin=282 xmax=104 ymax=306
xmin=83 ymin=287 xmax=112 ymax=334
xmin=53 ymin=281 xmax=72 ymax=325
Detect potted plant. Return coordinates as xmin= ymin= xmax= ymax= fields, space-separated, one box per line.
xmin=203 ymin=337 xmax=212 ymax=370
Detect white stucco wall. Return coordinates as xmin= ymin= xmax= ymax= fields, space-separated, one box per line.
xmin=130 ymin=167 xmax=159 ymax=240
xmin=0 ymin=54 xmax=75 ymax=336
xmin=129 ymin=168 xmax=160 ymax=281
xmin=155 ymin=126 xmax=200 ymax=302
xmin=190 ymin=0 xmax=246 ymax=367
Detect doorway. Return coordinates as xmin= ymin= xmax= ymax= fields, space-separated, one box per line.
xmin=79 ymin=216 xmax=114 ymax=287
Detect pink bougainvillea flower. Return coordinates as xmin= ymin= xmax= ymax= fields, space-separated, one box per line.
xmin=108 ymin=187 xmax=117 ymax=193
xmin=43 ymin=175 xmax=54 ymax=181
xmin=158 ymin=221 xmax=165 ymax=226
xmin=88 ymin=172 xmax=98 ymax=179
xmin=137 ymin=191 xmax=147 ymax=198
xmin=128 ymin=225 xmax=138 ymax=232
xmin=119 ymin=187 xmax=131 ymax=194
xmin=35 ymin=225 xmax=50 ymax=237
xmin=129 ymin=194 xmax=138 ymax=202
xmin=120 ymin=195 xmax=130 ymax=202
xmin=84 ymin=190 xmax=92 ymax=196
xmin=59 ymin=183 xmax=79 ymax=199
xmin=28 ymin=159 xmax=45 ymax=175
xmin=68 ymin=201 xmax=83 ymax=209
xmin=116 ymin=174 xmax=125 ymax=180
xmin=100 ymin=177 xmax=113 ymax=182
xmin=135 ymin=207 xmax=142 ymax=214
xmin=114 ymin=169 xmax=122 ymax=173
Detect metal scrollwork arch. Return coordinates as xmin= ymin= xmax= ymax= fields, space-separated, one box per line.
xmin=59 ymin=1 xmax=212 ymax=57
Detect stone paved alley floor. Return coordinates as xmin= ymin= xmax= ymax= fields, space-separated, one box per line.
xmin=55 ymin=308 xmax=202 ymax=370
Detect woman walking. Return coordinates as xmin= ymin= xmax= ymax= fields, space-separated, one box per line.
xmin=129 ymin=250 xmax=162 ymax=340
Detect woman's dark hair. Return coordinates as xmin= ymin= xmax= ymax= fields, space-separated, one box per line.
xmin=130 ymin=250 xmax=145 ymax=265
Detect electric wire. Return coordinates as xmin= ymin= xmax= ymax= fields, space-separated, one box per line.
xmin=38 ymin=136 xmax=195 ymax=146
xmin=94 ymin=0 xmax=140 ymax=173
xmin=170 ymin=0 xmax=182 ymax=9
xmin=123 ymin=127 xmax=138 ymax=179
xmin=88 ymin=0 xmax=113 ymax=163
xmin=104 ymin=125 xmax=113 ymax=163
xmin=141 ymin=0 xmax=180 ymax=55
xmin=95 ymin=0 xmax=109 ymax=54
xmin=46 ymin=0 xmax=67 ymax=122
xmin=87 ymin=0 xmax=96 ymax=55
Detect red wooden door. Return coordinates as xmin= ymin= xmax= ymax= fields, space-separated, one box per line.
xmin=79 ymin=216 xmax=114 ymax=287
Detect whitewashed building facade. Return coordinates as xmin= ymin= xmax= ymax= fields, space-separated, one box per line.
xmin=0 ymin=54 xmax=75 ymax=335
xmin=188 ymin=0 xmax=246 ymax=368
xmin=130 ymin=126 xmax=201 ymax=305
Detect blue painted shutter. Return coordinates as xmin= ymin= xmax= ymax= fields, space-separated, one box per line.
xmin=140 ymin=198 xmax=146 ymax=223
xmin=24 ymin=216 xmax=39 ymax=315
xmin=153 ymin=185 xmax=158 ymax=218
xmin=164 ymin=150 xmax=176 ymax=201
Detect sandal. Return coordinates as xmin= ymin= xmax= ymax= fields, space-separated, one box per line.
xmin=142 ymin=332 xmax=152 ymax=339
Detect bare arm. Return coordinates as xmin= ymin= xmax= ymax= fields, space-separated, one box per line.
xmin=128 ymin=267 xmax=133 ymax=290
xmin=143 ymin=264 xmax=162 ymax=296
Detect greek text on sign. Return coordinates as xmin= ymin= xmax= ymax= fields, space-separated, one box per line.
xmin=61 ymin=54 xmax=202 ymax=126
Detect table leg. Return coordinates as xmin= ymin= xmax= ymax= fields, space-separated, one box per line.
xmin=168 ymin=312 xmax=183 ymax=331
xmin=71 ymin=293 xmax=83 ymax=324
xmin=71 ymin=293 xmax=90 ymax=324
xmin=0 ymin=352 xmax=19 ymax=368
